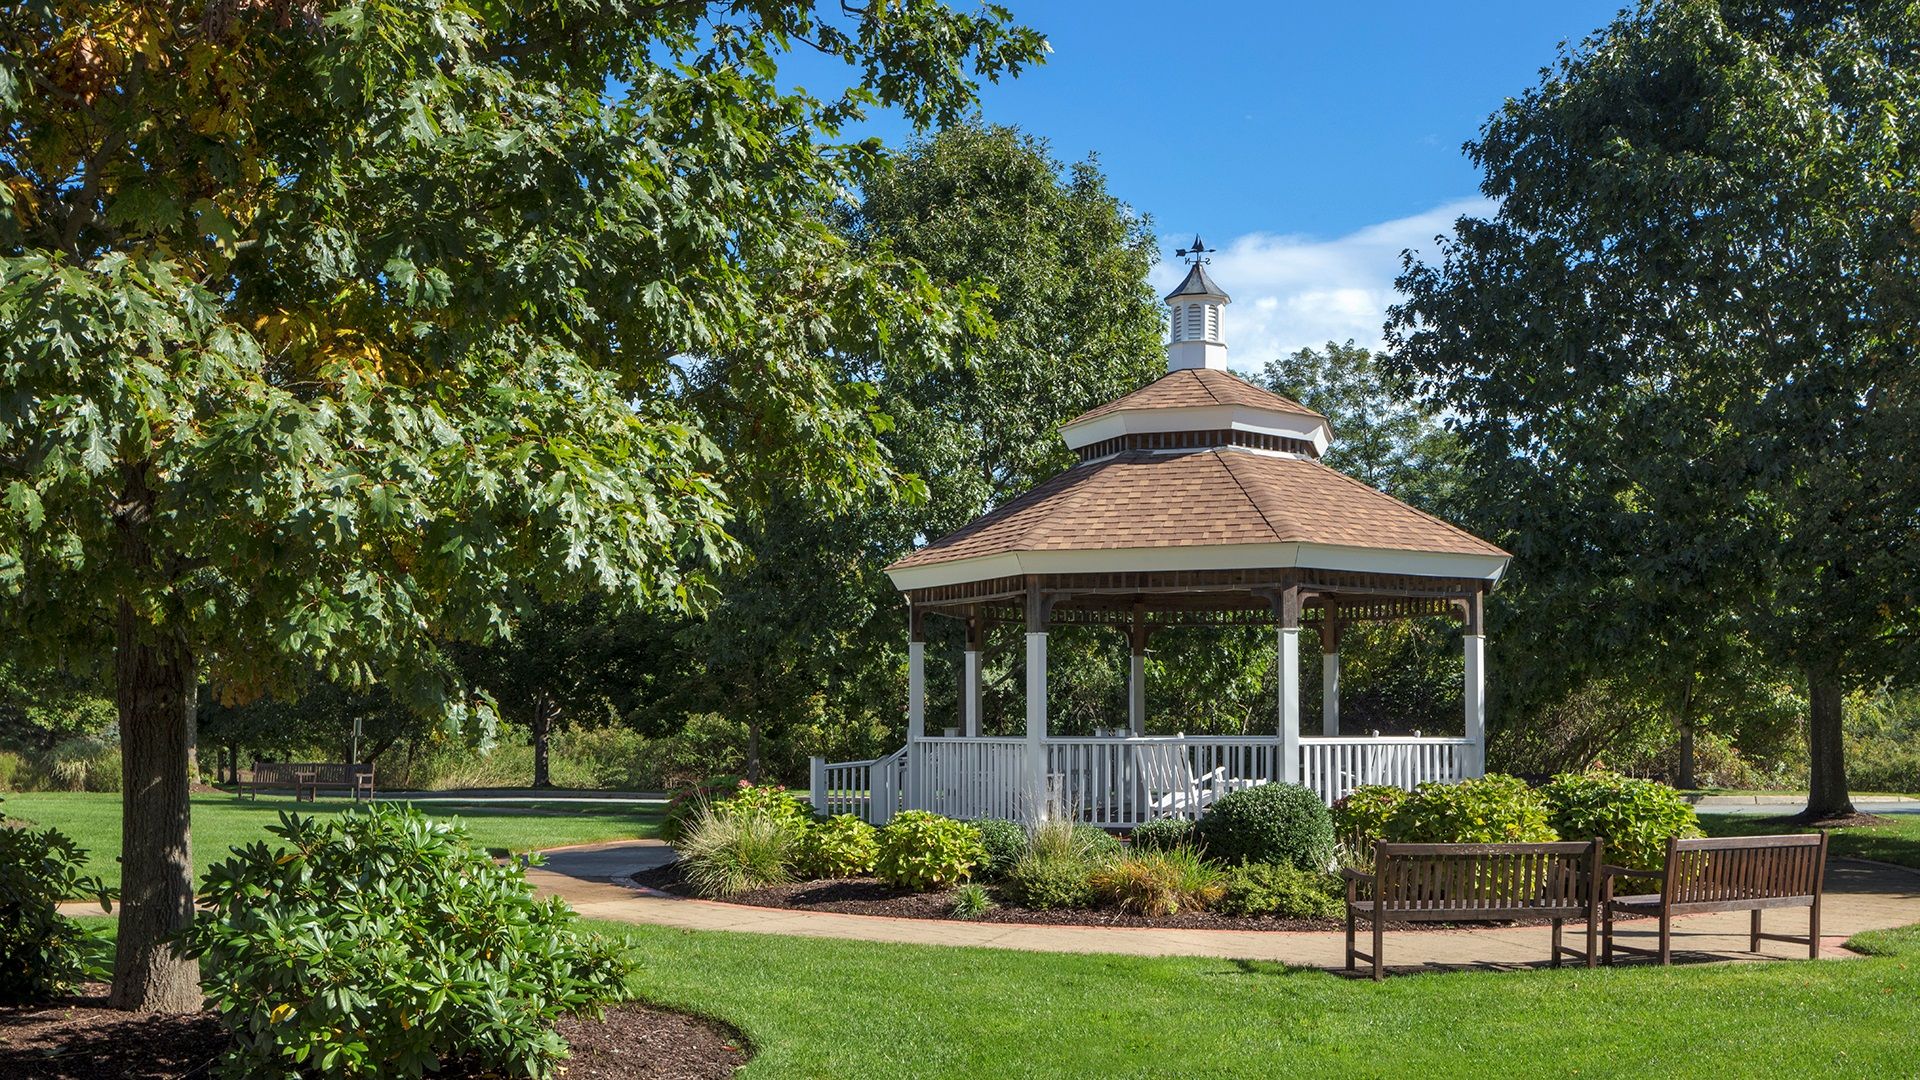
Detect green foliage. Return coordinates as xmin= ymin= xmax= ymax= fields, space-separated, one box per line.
xmin=0 ymin=820 xmax=113 ymax=1003
xmin=1541 ymin=771 xmax=1702 ymax=872
xmin=183 ymin=806 xmax=628 ymax=1079
xmin=1087 ymin=847 xmax=1226 ymax=916
xmin=676 ymin=809 xmax=796 ymax=900
xmin=660 ymin=776 xmax=745 ymax=846
xmin=1330 ymin=786 xmax=1410 ymax=854
xmin=1847 ymin=690 xmax=1920 ymax=795
xmin=874 ymin=811 xmax=986 ymax=891
xmin=714 ymin=781 xmax=813 ymax=836
xmin=1003 ymin=851 xmax=1097 ymax=911
xmin=973 ymin=817 xmax=1027 ymax=878
xmin=949 ymin=883 xmax=995 ymax=920
xmin=1197 ymin=784 xmax=1336 ymax=870
xmin=1385 ymin=774 xmax=1558 ymax=845
xmin=795 ymin=815 xmax=880 ymax=879
xmin=1128 ymin=816 xmax=1198 ymax=853
xmin=1389 ymin=1 xmax=1920 ymax=815
xmin=1215 ymin=862 xmax=1345 ymax=920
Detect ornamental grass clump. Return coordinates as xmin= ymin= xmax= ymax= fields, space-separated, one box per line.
xmin=1001 ymin=818 xmax=1117 ymax=910
xmin=0 ymin=817 xmax=114 ymax=1004
xmin=1385 ymin=773 xmax=1557 ymax=844
xmin=1088 ymin=846 xmax=1225 ymax=916
xmin=677 ymin=807 xmax=797 ymax=898
xmin=874 ymin=811 xmax=986 ymax=890
xmin=1541 ymin=770 xmax=1702 ymax=872
xmin=1196 ymin=783 xmax=1336 ymax=870
xmin=183 ymin=805 xmax=629 ymax=1080
xmin=795 ymin=814 xmax=880 ymax=878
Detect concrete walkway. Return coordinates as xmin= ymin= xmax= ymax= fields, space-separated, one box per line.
xmin=529 ymin=840 xmax=1920 ymax=974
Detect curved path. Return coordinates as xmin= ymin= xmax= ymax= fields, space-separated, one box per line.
xmin=529 ymin=839 xmax=1920 ymax=973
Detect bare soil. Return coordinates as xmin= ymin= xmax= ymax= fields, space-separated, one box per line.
xmin=0 ymin=986 xmax=746 ymax=1079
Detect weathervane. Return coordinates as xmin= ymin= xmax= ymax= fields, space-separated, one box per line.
xmin=1175 ymin=235 xmax=1213 ymax=266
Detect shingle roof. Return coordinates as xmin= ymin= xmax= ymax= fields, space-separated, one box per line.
xmin=886 ymin=449 xmax=1508 ymax=571
xmin=1065 ymin=367 xmax=1326 ymax=428
xmin=1165 ymin=262 xmax=1229 ymax=300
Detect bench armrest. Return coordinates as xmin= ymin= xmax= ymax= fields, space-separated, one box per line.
xmin=1338 ymin=867 xmax=1374 ymax=882
xmin=1603 ymin=864 xmax=1663 ymax=880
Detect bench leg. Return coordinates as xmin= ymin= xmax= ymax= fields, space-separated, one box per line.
xmin=1602 ymin=909 xmax=1614 ymax=966
xmin=1551 ymin=919 xmax=1563 ymax=968
xmin=1345 ymin=907 xmax=1356 ymax=972
xmin=1809 ymin=902 xmax=1820 ymax=960
xmin=1372 ymin=911 xmax=1384 ymax=982
xmin=1750 ymin=909 xmax=1762 ymax=953
xmin=1658 ymin=912 xmax=1672 ymax=966
xmin=1585 ymin=916 xmax=1597 ymax=969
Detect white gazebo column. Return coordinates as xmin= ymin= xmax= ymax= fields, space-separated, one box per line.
xmin=1127 ymin=609 xmax=1149 ymax=736
xmin=1463 ymin=591 xmax=1487 ymax=777
xmin=1024 ymin=583 xmax=1051 ymax=819
xmin=1274 ymin=586 xmax=1302 ymax=784
xmin=906 ymin=610 xmax=926 ymax=743
xmin=1320 ymin=611 xmax=1341 ymax=737
xmin=962 ymin=612 xmax=984 ymax=738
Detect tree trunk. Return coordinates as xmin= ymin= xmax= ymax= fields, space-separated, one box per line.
xmin=108 ymin=605 xmax=202 ymax=1013
xmin=1676 ymin=723 xmax=1696 ymax=791
xmin=1803 ymin=669 xmax=1855 ymax=821
xmin=530 ymin=698 xmax=553 ymax=789
xmin=745 ymin=718 xmax=762 ymax=783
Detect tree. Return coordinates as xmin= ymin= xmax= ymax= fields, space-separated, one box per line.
xmin=0 ymin=0 xmax=1044 ymax=1010
xmin=1388 ymin=0 xmax=1920 ymax=818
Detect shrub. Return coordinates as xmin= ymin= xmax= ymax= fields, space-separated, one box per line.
xmin=183 ymin=806 xmax=628 ymax=1079
xmin=950 ymin=883 xmax=996 ymax=920
xmin=1330 ymin=785 xmax=1409 ymax=856
xmin=714 ymin=781 xmax=813 ymax=834
xmin=1027 ymin=817 xmax=1121 ymax=863
xmin=1385 ymin=774 xmax=1558 ymax=844
xmin=1541 ymin=770 xmax=1702 ymax=872
xmin=0 ymin=750 xmax=25 ymax=791
xmin=874 ymin=811 xmax=986 ymax=891
xmin=1197 ymin=783 xmax=1336 ymax=870
xmin=1215 ymin=862 xmax=1344 ymax=920
xmin=1088 ymin=846 xmax=1225 ymax=916
xmin=677 ymin=808 xmax=796 ymax=898
xmin=794 ymin=814 xmax=880 ymax=879
xmin=0 ymin=821 xmax=114 ymax=1004
xmin=974 ymin=817 xmax=1027 ymax=877
xmin=1003 ymin=850 xmax=1097 ymax=910
xmin=1128 ymin=816 xmax=1197 ymax=853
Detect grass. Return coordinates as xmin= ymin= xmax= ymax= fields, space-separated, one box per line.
xmin=1698 ymin=812 xmax=1920 ymax=870
xmin=591 ymin=920 xmax=1920 ymax=1078
xmin=3 ymin=791 xmax=660 ymax=892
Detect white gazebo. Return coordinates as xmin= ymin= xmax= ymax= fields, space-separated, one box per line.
xmin=811 ymin=241 xmax=1510 ymax=826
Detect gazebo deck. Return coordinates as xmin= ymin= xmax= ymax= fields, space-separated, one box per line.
xmin=812 ymin=732 xmax=1471 ymax=827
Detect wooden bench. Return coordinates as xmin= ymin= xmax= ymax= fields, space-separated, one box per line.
xmin=1341 ymin=840 xmax=1605 ymax=980
xmin=1602 ymin=833 xmax=1828 ymax=965
xmin=237 ymin=762 xmax=375 ymax=803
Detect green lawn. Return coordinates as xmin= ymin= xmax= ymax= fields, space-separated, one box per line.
xmin=4 ymin=791 xmax=660 ymax=892
xmin=1698 ymin=812 xmax=1920 ymax=869
xmin=595 ymin=920 xmax=1920 ymax=1078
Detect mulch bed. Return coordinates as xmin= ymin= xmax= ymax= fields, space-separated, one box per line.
xmin=633 ymin=862 xmax=1583 ymax=932
xmin=0 ymin=986 xmax=747 ymax=1080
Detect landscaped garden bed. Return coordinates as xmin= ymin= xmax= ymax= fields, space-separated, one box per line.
xmin=0 ymin=989 xmax=747 ymax=1080
xmin=656 ymin=771 xmax=1701 ymax=932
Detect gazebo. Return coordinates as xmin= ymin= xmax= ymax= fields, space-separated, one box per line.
xmin=810 ymin=243 xmax=1509 ymax=826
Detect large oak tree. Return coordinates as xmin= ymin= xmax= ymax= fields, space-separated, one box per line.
xmin=1389 ymin=0 xmax=1920 ymax=818
xmin=0 ymin=0 xmax=1044 ymax=1010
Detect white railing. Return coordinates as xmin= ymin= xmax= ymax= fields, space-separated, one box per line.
xmin=909 ymin=738 xmax=1030 ymax=821
xmin=1299 ymin=736 xmax=1469 ymax=806
xmin=810 ymin=746 xmax=907 ymax=823
xmin=817 ymin=734 xmax=1475 ymax=825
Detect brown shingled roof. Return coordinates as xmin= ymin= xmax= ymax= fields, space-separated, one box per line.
xmin=887 ymin=449 xmax=1507 ymax=571
xmin=1064 ymin=368 xmax=1326 ymax=428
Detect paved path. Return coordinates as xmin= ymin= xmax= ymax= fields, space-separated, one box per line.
xmin=529 ymin=840 xmax=1920 ymax=974
xmin=1693 ymin=797 xmax=1920 ymax=817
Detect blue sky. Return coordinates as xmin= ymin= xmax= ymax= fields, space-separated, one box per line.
xmin=794 ymin=0 xmax=1628 ymax=365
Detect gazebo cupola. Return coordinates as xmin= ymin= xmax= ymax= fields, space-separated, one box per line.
xmin=834 ymin=240 xmax=1513 ymax=827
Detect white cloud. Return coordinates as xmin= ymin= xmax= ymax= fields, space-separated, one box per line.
xmin=1151 ymin=197 xmax=1495 ymax=370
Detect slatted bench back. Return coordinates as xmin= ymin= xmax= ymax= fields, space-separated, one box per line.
xmin=1664 ymin=834 xmax=1826 ymax=905
xmin=1373 ymin=841 xmax=1603 ymax=914
xmin=245 ymin=762 xmax=371 ymax=786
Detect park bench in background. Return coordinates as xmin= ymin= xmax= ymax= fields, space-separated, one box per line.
xmin=1603 ymin=832 xmax=1828 ymax=965
xmin=237 ymin=762 xmax=375 ymax=803
xmin=1342 ymin=840 xmax=1605 ymax=980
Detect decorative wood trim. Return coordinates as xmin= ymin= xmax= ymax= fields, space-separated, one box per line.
xmin=1075 ymin=428 xmax=1317 ymax=462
